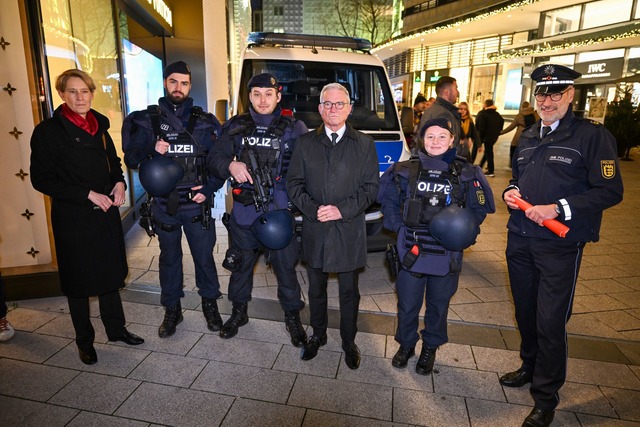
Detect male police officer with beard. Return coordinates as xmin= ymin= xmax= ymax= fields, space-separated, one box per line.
xmin=378 ymin=118 xmax=495 ymax=375
xmin=208 ymin=73 xmax=309 ymax=345
xmin=123 ymin=61 xmax=224 ymax=338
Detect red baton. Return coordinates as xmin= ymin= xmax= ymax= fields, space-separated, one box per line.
xmin=512 ymin=195 xmax=570 ymax=238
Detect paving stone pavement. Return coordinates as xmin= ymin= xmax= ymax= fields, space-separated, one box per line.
xmin=2 ymin=139 xmax=639 ymax=426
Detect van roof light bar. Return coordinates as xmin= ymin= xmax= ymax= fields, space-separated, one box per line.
xmin=247 ymin=32 xmax=372 ymax=52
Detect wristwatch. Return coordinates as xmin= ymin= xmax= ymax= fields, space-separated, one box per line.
xmin=554 ymin=203 xmax=561 ymax=215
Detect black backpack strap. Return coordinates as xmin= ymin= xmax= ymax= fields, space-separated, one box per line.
xmin=187 ymin=106 xmax=204 ymax=134
xmin=407 ymin=158 xmax=421 ymax=199
xmin=449 ymin=159 xmax=466 ymax=206
xmin=147 ymin=105 xmax=162 ymax=140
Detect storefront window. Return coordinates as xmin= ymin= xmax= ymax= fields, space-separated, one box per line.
xmin=541 ymin=5 xmax=581 ymax=37
xmin=584 ymin=0 xmax=632 ymax=29
xmin=39 ymin=0 xmax=128 ymax=207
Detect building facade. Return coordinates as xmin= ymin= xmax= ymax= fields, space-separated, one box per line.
xmin=376 ymin=0 xmax=640 ymax=117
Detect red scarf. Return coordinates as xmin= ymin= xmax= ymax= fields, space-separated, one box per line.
xmin=61 ymin=103 xmax=98 ymax=136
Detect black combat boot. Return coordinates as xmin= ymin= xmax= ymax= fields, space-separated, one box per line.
xmin=219 ymin=303 xmax=249 ymax=339
xmin=158 ymin=302 xmax=183 ymax=338
xmin=415 ymin=345 xmax=437 ymax=375
xmin=284 ymin=310 xmax=307 ymax=347
xmin=202 ymin=297 xmax=223 ymax=332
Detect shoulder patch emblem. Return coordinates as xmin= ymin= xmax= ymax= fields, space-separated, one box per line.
xmin=476 ymin=189 xmax=486 ymax=205
xmin=601 ymin=160 xmax=616 ymax=179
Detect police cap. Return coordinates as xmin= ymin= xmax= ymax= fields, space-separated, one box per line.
xmin=420 ymin=117 xmax=453 ymax=139
xmin=248 ymin=73 xmax=279 ymax=91
xmin=163 ymin=61 xmax=191 ymax=79
xmin=531 ymin=64 xmax=581 ymax=95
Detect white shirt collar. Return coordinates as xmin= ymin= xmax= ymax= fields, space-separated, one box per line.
xmin=541 ymin=121 xmax=560 ymax=137
xmin=325 ymin=125 xmax=347 ymax=143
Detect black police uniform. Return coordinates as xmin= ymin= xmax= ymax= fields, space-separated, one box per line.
xmin=208 ymin=105 xmax=309 ymax=313
xmin=123 ymin=96 xmax=224 ymax=308
xmin=505 ymin=106 xmax=623 ymax=411
xmin=379 ymin=147 xmax=495 ymax=351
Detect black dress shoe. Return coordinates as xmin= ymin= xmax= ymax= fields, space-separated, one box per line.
xmin=415 ymin=346 xmax=437 ymax=375
xmin=78 ymin=346 xmax=97 ymax=365
xmin=342 ymin=341 xmax=361 ymax=370
xmin=392 ymin=345 xmax=415 ymax=368
xmin=301 ymin=334 xmax=327 ymax=361
xmin=522 ymin=407 xmax=554 ymax=427
xmin=500 ymin=368 xmax=533 ymax=387
xmin=108 ymin=330 xmax=144 ymax=346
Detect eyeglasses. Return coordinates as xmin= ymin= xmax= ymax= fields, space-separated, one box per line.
xmin=321 ymin=101 xmax=349 ymax=110
xmin=535 ymin=89 xmax=569 ymax=102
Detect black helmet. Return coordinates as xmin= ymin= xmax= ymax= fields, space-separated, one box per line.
xmin=250 ymin=209 xmax=294 ymax=250
xmin=138 ymin=156 xmax=184 ymax=197
xmin=429 ymin=204 xmax=480 ymax=251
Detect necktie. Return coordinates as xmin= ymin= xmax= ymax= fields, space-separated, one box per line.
xmin=331 ymin=132 xmax=338 ymax=145
xmin=541 ymin=126 xmax=551 ymax=138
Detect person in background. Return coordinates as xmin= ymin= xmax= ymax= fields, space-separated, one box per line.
xmin=416 ymin=77 xmax=462 ymax=155
xmin=123 ymin=61 xmax=224 ymax=339
xmin=287 ymin=83 xmax=379 ymax=370
xmin=0 ymin=273 xmax=15 ymax=342
xmin=458 ymin=101 xmax=480 ymax=163
xmin=207 ymin=73 xmax=309 ymax=344
xmin=378 ymin=117 xmax=494 ymax=375
xmin=30 ymin=69 xmax=143 ymax=365
xmin=407 ymin=94 xmax=429 ymax=150
xmin=476 ymin=99 xmax=504 ymax=177
xmin=501 ymin=100 xmax=539 ymax=163
xmin=501 ymin=64 xmax=623 ymax=427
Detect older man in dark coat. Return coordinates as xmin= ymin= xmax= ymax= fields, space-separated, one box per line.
xmin=287 ymin=82 xmax=379 ymax=370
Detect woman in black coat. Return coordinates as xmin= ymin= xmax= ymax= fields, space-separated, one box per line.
xmin=30 ymin=69 xmax=143 ymax=365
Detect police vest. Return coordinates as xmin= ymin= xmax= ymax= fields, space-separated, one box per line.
xmin=396 ymin=158 xmax=466 ymax=276
xmin=148 ymin=105 xmax=210 ymax=213
xmin=233 ymin=113 xmax=295 ymax=181
xmin=230 ymin=113 xmax=296 ymax=226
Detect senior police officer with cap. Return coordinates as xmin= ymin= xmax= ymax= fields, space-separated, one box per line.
xmin=208 ymin=73 xmax=309 ymax=344
xmin=378 ymin=117 xmax=495 ymax=375
xmin=123 ymin=61 xmax=225 ymax=338
xmin=501 ymin=64 xmax=623 ymax=427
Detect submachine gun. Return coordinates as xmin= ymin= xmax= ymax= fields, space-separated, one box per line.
xmin=228 ymin=125 xmax=274 ymax=212
xmin=196 ymin=154 xmax=212 ymax=229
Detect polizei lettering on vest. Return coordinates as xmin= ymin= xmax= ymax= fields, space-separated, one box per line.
xmin=168 ymin=145 xmax=194 ymax=154
xmin=417 ymin=181 xmax=450 ymax=193
xmin=246 ymin=136 xmax=274 ymax=148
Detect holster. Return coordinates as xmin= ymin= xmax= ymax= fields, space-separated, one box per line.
xmin=385 ymin=244 xmax=400 ymax=278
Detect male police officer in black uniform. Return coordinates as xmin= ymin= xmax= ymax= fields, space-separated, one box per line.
xmin=123 ymin=61 xmax=225 ymax=338
xmin=378 ymin=117 xmax=495 ymax=375
xmin=208 ymin=73 xmax=309 ymax=345
xmin=502 ymin=64 xmax=623 ymax=427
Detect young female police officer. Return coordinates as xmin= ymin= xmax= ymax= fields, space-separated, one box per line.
xmin=378 ymin=117 xmax=495 ymax=374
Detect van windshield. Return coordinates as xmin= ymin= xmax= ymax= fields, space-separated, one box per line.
xmin=239 ymin=59 xmax=399 ymax=131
